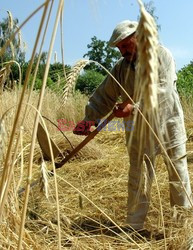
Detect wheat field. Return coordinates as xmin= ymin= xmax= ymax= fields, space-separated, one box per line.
xmin=0 ymin=0 xmax=193 ymax=249
xmin=0 ymin=89 xmax=193 ymax=249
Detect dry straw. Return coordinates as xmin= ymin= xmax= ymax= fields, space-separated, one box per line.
xmin=0 ymin=1 xmax=57 ymax=249
xmin=0 ymin=1 xmax=51 ymax=217
xmin=18 ymin=1 xmax=64 ymax=249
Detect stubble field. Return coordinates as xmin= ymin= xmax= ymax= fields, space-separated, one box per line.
xmin=0 ymin=89 xmax=193 ymax=249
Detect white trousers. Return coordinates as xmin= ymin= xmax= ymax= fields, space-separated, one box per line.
xmin=126 ymin=143 xmax=192 ymax=230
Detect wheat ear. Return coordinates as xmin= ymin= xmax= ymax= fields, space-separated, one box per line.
xmin=7 ymin=11 xmax=13 ymax=30
xmin=62 ymin=59 xmax=89 ymax=105
xmin=135 ymin=0 xmax=159 ymax=111
xmin=39 ymin=159 xmax=49 ymax=199
xmin=128 ymin=0 xmax=160 ymax=159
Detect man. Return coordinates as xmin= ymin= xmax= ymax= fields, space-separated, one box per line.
xmin=73 ymin=20 xmax=192 ymax=231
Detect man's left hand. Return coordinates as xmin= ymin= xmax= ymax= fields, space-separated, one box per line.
xmin=113 ymin=102 xmax=133 ymax=118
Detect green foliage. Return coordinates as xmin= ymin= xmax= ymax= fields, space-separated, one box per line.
xmin=84 ymin=36 xmax=121 ymax=75
xmin=28 ymin=76 xmax=54 ymax=91
xmin=76 ymin=70 xmax=105 ymax=95
xmin=177 ymin=61 xmax=193 ymax=98
xmin=49 ymin=62 xmax=71 ymax=83
xmin=29 ymin=77 xmax=42 ymax=90
xmin=22 ymin=54 xmax=71 ymax=92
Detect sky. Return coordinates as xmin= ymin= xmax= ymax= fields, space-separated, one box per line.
xmin=0 ymin=0 xmax=193 ymax=70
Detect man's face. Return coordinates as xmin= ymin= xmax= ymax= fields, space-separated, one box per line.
xmin=116 ymin=34 xmax=137 ymax=63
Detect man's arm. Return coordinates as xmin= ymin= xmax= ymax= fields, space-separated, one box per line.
xmin=73 ymin=61 xmax=123 ymax=135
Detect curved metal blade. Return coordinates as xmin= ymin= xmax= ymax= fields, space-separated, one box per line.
xmin=37 ymin=123 xmax=60 ymax=160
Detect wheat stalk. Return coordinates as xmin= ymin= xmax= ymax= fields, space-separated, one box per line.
xmin=59 ymin=1 xmax=67 ymax=81
xmin=15 ymin=126 xmax=24 ymax=193
xmin=0 ymin=118 xmax=7 ymax=167
xmin=27 ymin=0 xmax=54 ymax=95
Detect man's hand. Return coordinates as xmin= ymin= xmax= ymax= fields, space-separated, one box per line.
xmin=113 ymin=101 xmax=133 ymax=118
xmin=73 ymin=120 xmax=95 ymax=136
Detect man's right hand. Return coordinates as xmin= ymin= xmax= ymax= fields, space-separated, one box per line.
xmin=73 ymin=120 xmax=95 ymax=136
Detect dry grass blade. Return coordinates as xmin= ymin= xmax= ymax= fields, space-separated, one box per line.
xmin=62 ymin=59 xmax=89 ymax=105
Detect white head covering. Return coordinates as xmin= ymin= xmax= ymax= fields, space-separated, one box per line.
xmin=108 ymin=20 xmax=138 ymax=47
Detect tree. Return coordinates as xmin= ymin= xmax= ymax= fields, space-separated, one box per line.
xmin=177 ymin=61 xmax=193 ymax=98
xmin=84 ymin=36 xmax=121 ymax=75
xmin=49 ymin=62 xmax=71 ymax=83
xmin=76 ymin=70 xmax=105 ymax=95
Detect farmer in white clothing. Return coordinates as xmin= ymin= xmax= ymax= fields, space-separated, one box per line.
xmin=73 ymin=20 xmax=192 ymax=231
